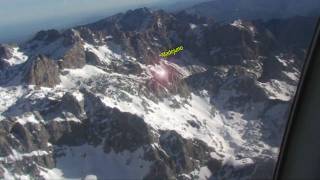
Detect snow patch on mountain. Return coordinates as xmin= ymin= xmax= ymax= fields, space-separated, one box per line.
xmin=0 ymin=86 xmax=25 ymax=120
xmin=258 ymin=79 xmax=296 ymax=101
xmin=83 ymin=43 xmax=122 ymax=64
xmin=283 ymin=71 xmax=300 ymax=82
xmin=15 ymin=112 xmax=42 ymax=125
xmin=276 ymin=56 xmax=287 ymax=67
xmin=231 ymin=20 xmax=245 ymax=29
xmin=53 ymin=145 xmax=152 ymax=179
xmin=59 ymin=65 xmax=106 ymax=88
xmin=101 ymin=92 xmax=230 ymax=151
xmin=2 ymin=47 xmax=28 ymax=66
xmin=190 ymin=166 xmax=212 ymax=179
xmin=39 ymin=167 xmax=64 ymax=180
xmin=0 ymin=149 xmax=49 ymax=163
xmin=190 ymin=23 xmax=198 ymax=30
xmin=53 ymin=112 xmax=82 ymax=123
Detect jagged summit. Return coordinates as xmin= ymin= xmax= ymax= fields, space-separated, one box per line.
xmin=0 ymin=44 xmax=12 ymax=60
xmin=0 ymin=6 xmax=316 ymax=180
xmin=23 ymin=55 xmax=60 ymax=87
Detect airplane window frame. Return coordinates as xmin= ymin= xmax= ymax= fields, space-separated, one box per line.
xmin=274 ymin=18 xmax=320 ymax=180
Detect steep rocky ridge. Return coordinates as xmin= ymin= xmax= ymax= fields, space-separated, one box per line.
xmin=0 ymin=7 xmax=316 ymax=180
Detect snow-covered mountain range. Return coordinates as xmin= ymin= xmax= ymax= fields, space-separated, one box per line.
xmin=0 ymin=7 xmax=317 ymax=180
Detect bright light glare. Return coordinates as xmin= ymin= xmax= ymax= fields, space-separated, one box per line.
xmin=156 ymin=68 xmax=167 ymax=78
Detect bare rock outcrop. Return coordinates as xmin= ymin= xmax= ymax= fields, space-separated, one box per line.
xmin=0 ymin=44 xmax=12 ymax=60
xmin=24 ymin=55 xmax=60 ymax=87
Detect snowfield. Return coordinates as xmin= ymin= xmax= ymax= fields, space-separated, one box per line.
xmin=0 ymin=38 xmax=299 ymax=179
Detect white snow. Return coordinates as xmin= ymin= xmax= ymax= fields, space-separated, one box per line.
xmin=224 ymin=156 xmax=254 ymax=167
xmin=39 ymin=167 xmax=64 ymax=180
xmin=249 ymin=26 xmax=256 ymax=34
xmin=101 ymin=91 xmax=232 ymax=157
xmin=0 ymin=39 xmax=298 ymax=179
xmin=53 ymin=145 xmax=152 ymax=179
xmin=105 ymin=35 xmax=113 ymax=39
xmin=15 ymin=112 xmax=42 ymax=125
xmin=83 ymin=43 xmax=122 ymax=64
xmin=276 ymin=56 xmax=289 ymax=67
xmin=146 ymin=60 xmax=193 ymax=79
xmin=199 ymin=167 xmax=212 ymax=179
xmin=53 ymin=112 xmax=82 ymax=123
xmin=84 ymin=175 xmax=98 ymax=180
xmin=0 ymin=149 xmax=49 ymax=163
xmin=283 ymin=71 xmax=300 ymax=82
xmin=258 ymin=79 xmax=296 ymax=101
xmin=210 ymin=87 xmax=281 ymax=159
xmin=230 ymin=20 xmax=256 ymax=35
xmin=2 ymin=47 xmax=28 ymax=66
xmin=231 ymin=19 xmax=245 ymax=29
xmin=65 ymin=65 xmax=106 ymax=78
xmin=190 ymin=166 xmax=212 ymax=180
xmin=72 ymin=91 xmax=84 ymax=102
xmin=0 ymin=86 xmax=25 ymax=120
xmin=1 ymin=165 xmax=15 ymax=180
xmin=157 ymin=18 xmax=162 ymax=27
xmin=59 ymin=65 xmax=106 ymax=88
xmin=190 ymin=23 xmax=198 ymax=30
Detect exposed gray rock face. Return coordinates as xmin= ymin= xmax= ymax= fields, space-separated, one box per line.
xmin=46 ymin=120 xmax=86 ymax=145
xmin=109 ymin=61 xmax=143 ymax=75
xmin=58 ymin=42 xmax=86 ymax=69
xmin=0 ymin=59 xmax=10 ymax=70
xmin=85 ymin=50 xmax=102 ymax=66
xmin=60 ymin=93 xmax=85 ymax=119
xmin=24 ymin=29 xmax=86 ymax=70
xmin=67 ymin=89 xmax=217 ymax=178
xmin=0 ymin=114 xmax=54 ymax=177
xmin=145 ymin=63 xmax=191 ymax=98
xmin=143 ymin=130 xmax=219 ymax=179
xmin=81 ymin=88 xmax=111 ymax=122
xmin=101 ymin=114 xmax=156 ymax=153
xmin=55 ymin=29 xmax=87 ymax=69
xmin=81 ymin=88 xmax=157 ymax=151
xmin=162 ymin=131 xmax=216 ymax=173
xmin=62 ymin=29 xmax=82 ymax=46
xmin=9 ymin=114 xmax=49 ymax=153
xmin=32 ymin=29 xmax=61 ymax=43
xmin=78 ymin=27 xmax=97 ymax=45
xmin=0 ymin=87 xmax=219 ymax=179
xmin=0 ymin=44 xmax=12 ymax=60
xmin=0 ymin=44 xmax=12 ymax=70
xmin=0 ymin=6 xmax=316 ymax=180
xmin=40 ymin=92 xmax=86 ymax=121
xmin=24 ymin=55 xmax=60 ymax=87
xmin=85 ymin=8 xmax=177 ymax=64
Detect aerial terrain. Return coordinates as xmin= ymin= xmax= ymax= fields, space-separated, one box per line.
xmin=0 ymin=0 xmax=318 ymax=179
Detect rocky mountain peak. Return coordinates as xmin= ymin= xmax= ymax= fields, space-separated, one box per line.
xmin=0 ymin=5 xmax=316 ymax=179
xmin=62 ymin=29 xmax=82 ymax=46
xmin=0 ymin=44 xmax=12 ymax=60
xmin=116 ymin=7 xmax=167 ymax=32
xmin=32 ymin=29 xmax=61 ymax=43
xmin=0 ymin=44 xmax=13 ymax=69
xmin=23 ymin=55 xmax=60 ymax=87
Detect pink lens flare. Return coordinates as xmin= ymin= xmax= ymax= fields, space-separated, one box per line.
xmin=149 ymin=64 xmax=170 ymax=85
xmin=155 ymin=67 xmax=167 ymax=78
